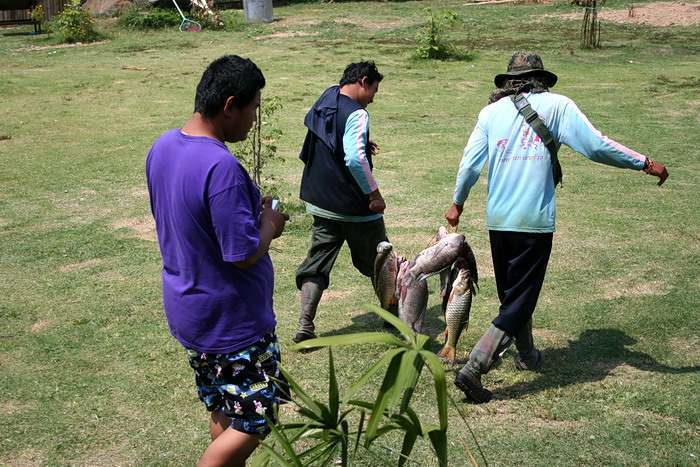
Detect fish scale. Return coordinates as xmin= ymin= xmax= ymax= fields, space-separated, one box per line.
xmin=373 ymin=241 xmax=400 ymax=309
xmin=438 ymin=267 xmax=474 ymax=364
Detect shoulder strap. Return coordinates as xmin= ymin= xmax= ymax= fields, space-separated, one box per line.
xmin=511 ymin=93 xmax=563 ymax=187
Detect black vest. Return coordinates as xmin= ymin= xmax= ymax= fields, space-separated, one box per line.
xmin=299 ymin=94 xmax=374 ymax=216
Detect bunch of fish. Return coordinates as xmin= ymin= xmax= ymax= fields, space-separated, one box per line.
xmin=373 ymin=227 xmax=478 ymax=364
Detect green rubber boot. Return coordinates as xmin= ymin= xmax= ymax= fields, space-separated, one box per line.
xmin=513 ymin=319 xmax=542 ymax=371
xmin=454 ymin=324 xmax=513 ymax=403
xmin=293 ymin=281 xmax=323 ymax=344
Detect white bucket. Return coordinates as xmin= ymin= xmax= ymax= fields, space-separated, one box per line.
xmin=243 ymin=0 xmax=273 ymax=23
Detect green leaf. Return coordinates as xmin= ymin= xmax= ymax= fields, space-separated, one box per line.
xmin=426 ymin=426 xmax=448 ymax=467
xmin=249 ymin=446 xmax=272 ymax=467
xmin=366 ymin=304 xmax=414 ymax=338
xmin=291 ymin=332 xmax=406 ymax=351
xmin=258 ymin=443 xmax=292 ymax=466
xmin=389 ymin=350 xmax=423 ymax=412
xmin=420 ymin=350 xmax=448 ymax=431
xmin=264 ymin=416 xmax=303 ymax=467
xmin=347 ymin=399 xmax=374 ymax=411
xmin=298 ymin=439 xmax=337 ymax=465
xmin=278 ymin=366 xmax=325 ymax=420
xmin=353 ymin=410 xmax=365 ymax=457
xmin=343 ymin=347 xmax=404 ymax=402
xmin=398 ymin=430 xmax=419 ymax=467
xmin=365 ymin=351 xmax=403 ymax=442
xmin=328 ymin=349 xmax=339 ymax=423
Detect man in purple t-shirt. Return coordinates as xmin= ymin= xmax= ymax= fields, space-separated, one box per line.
xmin=146 ymin=55 xmax=289 ymax=466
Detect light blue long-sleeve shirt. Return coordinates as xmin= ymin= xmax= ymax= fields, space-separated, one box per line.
xmin=306 ymin=108 xmax=382 ymax=222
xmin=453 ymin=92 xmax=647 ymax=233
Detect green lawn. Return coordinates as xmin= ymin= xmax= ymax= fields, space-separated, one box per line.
xmin=1 ymin=0 xmax=698 ymax=464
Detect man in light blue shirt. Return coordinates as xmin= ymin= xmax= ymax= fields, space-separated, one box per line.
xmin=446 ymin=52 xmax=669 ymax=403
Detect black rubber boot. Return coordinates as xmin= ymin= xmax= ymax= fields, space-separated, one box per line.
xmin=454 ymin=367 xmax=493 ymax=403
xmin=513 ymin=319 xmax=542 ymax=371
xmin=454 ymin=324 xmax=512 ymax=403
xmin=293 ymin=281 xmax=322 ymax=344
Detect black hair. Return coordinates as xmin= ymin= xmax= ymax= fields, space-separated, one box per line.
xmin=339 ymin=61 xmax=384 ymax=87
xmin=194 ymin=55 xmax=265 ymax=118
xmin=488 ymin=76 xmax=549 ymax=104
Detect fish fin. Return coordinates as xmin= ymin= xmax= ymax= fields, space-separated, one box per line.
xmin=459 ymin=241 xmax=479 ymax=287
xmin=414 ymin=271 xmax=438 ymax=283
xmin=437 ymin=345 xmax=456 ymax=364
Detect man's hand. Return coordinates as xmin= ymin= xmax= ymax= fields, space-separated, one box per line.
xmin=368 ymin=189 xmax=386 ymax=214
xmin=445 ymin=203 xmax=463 ymax=227
xmin=261 ymin=198 xmax=289 ymax=239
xmin=369 ymin=140 xmax=380 ymax=156
xmin=643 ymin=159 xmax=669 ymax=186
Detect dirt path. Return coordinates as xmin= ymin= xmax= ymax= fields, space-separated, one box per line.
xmin=557 ymin=1 xmax=700 ymax=27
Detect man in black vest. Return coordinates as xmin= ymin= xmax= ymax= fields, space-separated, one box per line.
xmin=293 ymin=61 xmax=387 ymax=344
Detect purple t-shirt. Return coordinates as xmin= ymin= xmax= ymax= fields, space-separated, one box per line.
xmin=146 ymin=129 xmax=276 ymax=353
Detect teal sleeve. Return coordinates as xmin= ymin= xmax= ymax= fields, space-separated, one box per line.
xmin=342 ymin=109 xmax=378 ymax=194
xmin=560 ymin=101 xmax=647 ymax=170
xmin=453 ymin=117 xmax=489 ymax=205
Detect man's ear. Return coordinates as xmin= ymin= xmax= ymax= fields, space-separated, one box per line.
xmin=223 ymin=96 xmax=237 ymax=115
xmin=359 ymin=76 xmax=368 ymax=88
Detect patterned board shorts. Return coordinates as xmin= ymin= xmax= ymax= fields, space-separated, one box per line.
xmin=186 ymin=333 xmax=289 ymax=435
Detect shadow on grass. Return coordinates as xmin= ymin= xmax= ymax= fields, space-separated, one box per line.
xmin=1 ymin=31 xmax=38 ymax=36
xmin=496 ymin=328 xmax=700 ymax=400
xmin=316 ymin=304 xmax=447 ymax=353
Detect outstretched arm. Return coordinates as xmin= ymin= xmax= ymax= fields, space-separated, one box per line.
xmin=559 ymin=100 xmax=669 ymax=185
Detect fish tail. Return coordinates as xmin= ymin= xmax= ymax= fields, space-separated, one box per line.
xmin=437 ymin=345 xmax=456 ymax=364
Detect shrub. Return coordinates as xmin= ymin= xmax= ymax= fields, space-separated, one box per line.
xmin=415 ymin=9 xmax=463 ymax=60
xmin=30 ymin=4 xmax=45 ymax=24
xmin=233 ymin=96 xmax=284 ymax=193
xmin=117 ymin=6 xmax=181 ymax=30
xmin=54 ymin=0 xmax=98 ymax=43
xmin=219 ymin=9 xmax=247 ymax=32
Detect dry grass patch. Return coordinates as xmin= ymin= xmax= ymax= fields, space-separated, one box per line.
xmin=533 ymin=328 xmax=572 ymax=347
xmin=2 ymin=448 xmax=46 ymax=467
xmin=12 ymin=40 xmax=110 ymax=53
xmin=30 ymin=319 xmax=53 ymax=333
xmin=549 ymin=2 xmax=700 ymax=27
xmin=96 ymin=270 xmax=128 ymax=282
xmin=598 ymin=273 xmax=670 ymax=300
xmin=254 ymin=31 xmax=319 ymax=40
xmin=667 ymin=335 xmax=699 ymax=362
xmin=59 ymin=258 xmax=104 ymax=273
xmin=1 ymin=400 xmax=32 ymax=416
xmin=598 ymin=362 xmax=655 ymax=383
xmin=70 ymin=442 xmax=136 ymax=466
xmin=334 ymin=17 xmax=414 ymax=30
xmin=112 ymin=215 xmax=156 ymax=242
xmin=319 ymin=288 xmax=353 ymax=304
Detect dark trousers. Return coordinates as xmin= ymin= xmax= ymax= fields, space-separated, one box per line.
xmin=296 ymin=216 xmax=388 ymax=290
xmin=489 ymin=230 xmax=553 ymax=336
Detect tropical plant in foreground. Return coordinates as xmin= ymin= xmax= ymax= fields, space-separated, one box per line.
xmin=252 ymin=305 xmax=480 ymax=466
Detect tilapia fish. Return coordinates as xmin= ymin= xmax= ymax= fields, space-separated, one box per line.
xmin=407 ymin=233 xmax=467 ymax=285
xmin=438 ymin=260 xmax=475 ymax=364
xmin=397 ymin=261 xmax=428 ymax=332
xmin=373 ymin=241 xmax=400 ymax=310
xmin=431 ymin=226 xmax=451 ymax=299
xmin=428 ymin=226 xmax=479 ymax=297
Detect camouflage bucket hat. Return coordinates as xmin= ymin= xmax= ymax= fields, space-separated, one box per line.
xmin=494 ymin=52 xmax=558 ymax=88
